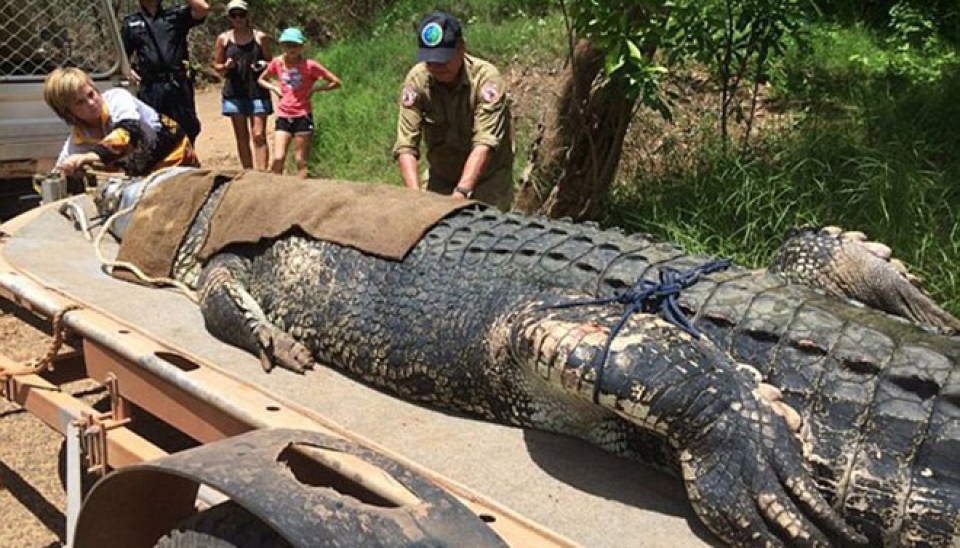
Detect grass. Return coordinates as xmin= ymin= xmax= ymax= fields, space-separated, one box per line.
xmin=611 ymin=128 xmax=960 ymax=314
xmin=608 ymin=24 xmax=960 ymax=313
xmin=306 ymin=1 xmax=566 ymax=183
xmin=298 ymin=4 xmax=960 ymax=315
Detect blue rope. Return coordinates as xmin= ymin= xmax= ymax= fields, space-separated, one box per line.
xmin=539 ymin=258 xmax=732 ymax=403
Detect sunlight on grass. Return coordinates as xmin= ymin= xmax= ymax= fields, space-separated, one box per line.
xmin=610 ymin=59 xmax=960 ymax=313
xmin=296 ymin=2 xmax=959 ymax=314
xmin=305 ymin=2 xmax=564 ymax=185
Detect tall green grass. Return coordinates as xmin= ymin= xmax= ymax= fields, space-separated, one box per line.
xmin=610 ymin=27 xmax=960 ymax=314
xmin=299 ymin=5 xmax=960 ymax=315
xmin=305 ymin=1 xmax=565 ymax=184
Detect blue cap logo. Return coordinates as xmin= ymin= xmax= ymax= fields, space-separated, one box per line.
xmin=421 ymin=22 xmax=443 ymax=47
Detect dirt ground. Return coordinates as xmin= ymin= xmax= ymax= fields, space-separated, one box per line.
xmin=192 ymin=86 xmax=277 ymax=172
xmin=0 ymin=87 xmax=240 ymax=548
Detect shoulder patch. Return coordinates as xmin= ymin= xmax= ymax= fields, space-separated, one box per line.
xmin=401 ymin=86 xmax=418 ymax=108
xmin=481 ymin=82 xmax=501 ymax=103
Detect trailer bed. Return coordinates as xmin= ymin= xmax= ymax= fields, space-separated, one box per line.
xmin=0 ymin=197 xmax=715 ymax=548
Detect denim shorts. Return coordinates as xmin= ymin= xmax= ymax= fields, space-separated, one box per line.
xmin=222 ymin=97 xmax=273 ymax=116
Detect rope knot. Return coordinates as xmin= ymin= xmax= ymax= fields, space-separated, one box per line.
xmin=539 ymin=258 xmax=732 ymax=403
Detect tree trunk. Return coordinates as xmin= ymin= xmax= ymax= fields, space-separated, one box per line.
xmin=515 ymin=39 xmax=638 ymax=220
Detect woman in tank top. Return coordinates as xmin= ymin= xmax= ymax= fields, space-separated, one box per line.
xmin=212 ymin=0 xmax=273 ymax=170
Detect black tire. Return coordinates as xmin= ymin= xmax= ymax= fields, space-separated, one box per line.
xmin=153 ymin=501 xmax=290 ymax=548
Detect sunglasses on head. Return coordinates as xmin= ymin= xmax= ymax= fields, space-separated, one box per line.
xmin=228 ymin=11 xmax=247 ymax=18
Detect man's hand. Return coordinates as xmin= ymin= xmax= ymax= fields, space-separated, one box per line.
xmin=457 ymin=145 xmax=491 ymax=197
xmin=127 ymin=68 xmax=141 ymax=85
xmin=59 ymin=152 xmax=99 ymax=176
xmin=223 ymin=57 xmax=237 ymax=71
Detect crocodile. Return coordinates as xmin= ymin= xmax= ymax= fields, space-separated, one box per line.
xmin=769 ymin=225 xmax=960 ymax=335
xmin=146 ymin=179 xmax=958 ymax=548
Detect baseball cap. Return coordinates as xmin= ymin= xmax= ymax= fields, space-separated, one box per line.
xmin=225 ymin=0 xmax=248 ymax=13
xmin=417 ymin=12 xmax=462 ymax=63
xmin=279 ymin=27 xmax=306 ymax=45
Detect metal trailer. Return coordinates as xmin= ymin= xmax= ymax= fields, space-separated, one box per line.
xmin=0 ymin=199 xmax=570 ymax=546
xmin=0 ymin=191 xmax=711 ymax=547
xmin=0 ymin=1 xmax=712 ymax=542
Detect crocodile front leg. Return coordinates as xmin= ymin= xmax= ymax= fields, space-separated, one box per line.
xmin=507 ymin=298 xmax=867 ymax=547
xmin=198 ymin=252 xmax=314 ymax=373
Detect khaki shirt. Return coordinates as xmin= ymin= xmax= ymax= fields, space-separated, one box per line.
xmin=392 ymin=54 xmax=514 ymax=187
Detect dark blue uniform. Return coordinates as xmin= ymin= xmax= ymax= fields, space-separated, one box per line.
xmin=122 ymin=3 xmax=204 ymax=142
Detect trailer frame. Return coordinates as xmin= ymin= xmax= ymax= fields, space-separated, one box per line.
xmin=0 ymin=201 xmax=575 ymax=548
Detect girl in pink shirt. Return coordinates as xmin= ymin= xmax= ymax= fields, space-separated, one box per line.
xmin=258 ymin=27 xmax=341 ymax=178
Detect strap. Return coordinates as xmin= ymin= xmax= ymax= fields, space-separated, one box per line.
xmin=538 ymin=258 xmax=734 ymax=403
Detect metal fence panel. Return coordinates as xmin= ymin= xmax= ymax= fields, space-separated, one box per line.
xmin=0 ymin=0 xmax=125 ymax=81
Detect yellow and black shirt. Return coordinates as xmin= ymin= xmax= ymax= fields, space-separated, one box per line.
xmin=57 ymin=88 xmax=197 ymax=176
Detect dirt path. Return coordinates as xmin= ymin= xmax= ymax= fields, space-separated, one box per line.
xmin=0 ymin=87 xmax=237 ymax=548
xmin=193 ymin=86 xmax=278 ymax=171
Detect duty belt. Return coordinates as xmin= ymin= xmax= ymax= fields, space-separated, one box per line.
xmin=140 ymin=70 xmax=189 ymax=84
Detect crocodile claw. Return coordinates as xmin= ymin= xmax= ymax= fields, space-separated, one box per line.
xmin=678 ymin=391 xmax=867 ymax=547
xmin=254 ymin=325 xmax=314 ymax=374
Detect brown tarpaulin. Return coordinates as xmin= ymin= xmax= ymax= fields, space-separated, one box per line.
xmin=114 ymin=169 xmax=234 ymax=281
xmin=114 ymin=169 xmax=480 ymax=281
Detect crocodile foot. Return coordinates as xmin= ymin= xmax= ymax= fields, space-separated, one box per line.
xmin=253 ymin=325 xmax=314 ymax=374
xmin=678 ymin=389 xmax=866 ymax=547
xmin=770 ymin=226 xmax=960 ymax=334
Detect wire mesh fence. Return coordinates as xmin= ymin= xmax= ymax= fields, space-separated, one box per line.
xmin=0 ymin=0 xmax=125 ymax=81
xmin=0 ymin=1 xmax=391 ymax=83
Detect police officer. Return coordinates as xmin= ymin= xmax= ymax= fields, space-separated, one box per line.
xmin=392 ymin=12 xmax=515 ymax=211
xmin=121 ymin=0 xmax=209 ymax=143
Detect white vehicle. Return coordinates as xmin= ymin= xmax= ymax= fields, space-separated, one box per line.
xmin=0 ymin=0 xmax=129 ymax=218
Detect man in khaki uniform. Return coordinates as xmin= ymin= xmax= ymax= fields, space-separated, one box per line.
xmin=392 ymin=12 xmax=514 ymax=211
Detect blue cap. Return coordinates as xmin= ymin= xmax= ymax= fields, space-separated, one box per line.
xmin=417 ymin=12 xmax=462 ymax=63
xmin=279 ymin=27 xmax=306 ymax=45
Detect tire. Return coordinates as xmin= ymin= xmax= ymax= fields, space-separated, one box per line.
xmin=153 ymin=501 xmax=290 ymax=548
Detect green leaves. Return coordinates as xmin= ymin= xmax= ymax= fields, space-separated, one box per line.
xmin=565 ymin=0 xmax=807 ymax=132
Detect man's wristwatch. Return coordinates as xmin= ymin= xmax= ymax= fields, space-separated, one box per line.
xmin=454 ymin=186 xmax=474 ymax=198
